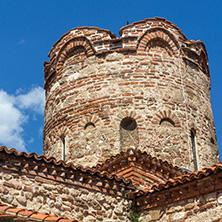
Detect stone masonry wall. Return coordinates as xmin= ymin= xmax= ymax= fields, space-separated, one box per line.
xmin=140 ymin=191 xmax=222 ymax=222
xmin=43 ymin=17 xmax=219 ymax=170
xmin=0 ymin=150 xmax=131 ymax=222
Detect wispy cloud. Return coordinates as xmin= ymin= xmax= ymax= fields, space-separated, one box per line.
xmin=0 ymin=87 xmax=45 ymax=152
xmin=38 ymin=126 xmax=43 ymax=137
xmin=17 ymin=39 xmax=25 ymax=45
xmin=16 ymin=86 xmax=45 ymax=114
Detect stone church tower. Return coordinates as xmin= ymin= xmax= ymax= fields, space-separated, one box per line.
xmin=43 ymin=17 xmax=219 ymax=170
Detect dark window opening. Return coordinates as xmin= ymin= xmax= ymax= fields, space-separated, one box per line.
xmin=61 ymin=136 xmax=66 ymax=161
xmin=84 ymin=122 xmax=95 ymax=130
xmin=120 ymin=117 xmax=137 ymax=131
xmin=160 ymin=118 xmax=175 ymax=127
xmin=191 ymin=130 xmax=198 ymax=171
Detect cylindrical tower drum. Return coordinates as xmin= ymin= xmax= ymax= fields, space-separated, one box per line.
xmin=43 ymin=17 xmax=219 ymax=170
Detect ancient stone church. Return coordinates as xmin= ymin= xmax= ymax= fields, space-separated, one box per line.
xmin=1 ymin=17 xmax=222 ymax=222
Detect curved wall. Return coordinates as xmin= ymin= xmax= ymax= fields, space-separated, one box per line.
xmin=43 ymin=17 xmax=219 ymax=169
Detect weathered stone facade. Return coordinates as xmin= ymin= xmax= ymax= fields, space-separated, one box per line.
xmin=140 ymin=191 xmax=222 ymax=222
xmin=43 ymin=17 xmax=219 ymax=170
xmin=1 ymin=17 xmax=222 ymax=222
xmin=1 ymin=145 xmax=222 ymax=222
xmin=0 ymin=147 xmax=132 ymax=221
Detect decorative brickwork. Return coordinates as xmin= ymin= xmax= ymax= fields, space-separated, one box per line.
xmin=93 ymin=147 xmax=187 ymax=190
xmin=1 ymin=17 xmax=222 ymax=222
xmin=43 ymin=17 xmax=219 ymax=170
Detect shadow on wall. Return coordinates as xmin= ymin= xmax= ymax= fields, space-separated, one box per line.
xmin=120 ymin=117 xmax=138 ymax=149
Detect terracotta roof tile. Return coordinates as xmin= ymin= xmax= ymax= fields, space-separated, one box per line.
xmin=133 ymin=162 xmax=222 ymax=197
xmin=94 ymin=147 xmax=186 ymax=174
xmin=0 ymin=204 xmax=82 ymax=222
xmin=0 ymin=205 xmax=12 ymax=211
xmin=17 ymin=209 xmax=36 ymax=217
xmin=30 ymin=212 xmax=50 ymax=220
xmin=6 ymin=207 xmax=23 ymax=214
xmin=58 ymin=219 xmax=79 ymax=222
xmin=0 ymin=146 xmax=132 ymax=187
xmin=92 ymin=147 xmax=187 ymax=189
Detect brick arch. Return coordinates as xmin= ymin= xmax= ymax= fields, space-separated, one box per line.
xmin=114 ymin=110 xmax=142 ymax=149
xmin=115 ymin=110 xmax=143 ymax=128
xmin=189 ymin=122 xmax=197 ymax=133
xmin=137 ymin=28 xmax=180 ymax=56
xmin=79 ymin=114 xmax=102 ymax=129
xmin=55 ymin=36 xmax=95 ymax=72
xmin=152 ymin=109 xmax=181 ymax=127
xmin=56 ymin=126 xmax=69 ymax=137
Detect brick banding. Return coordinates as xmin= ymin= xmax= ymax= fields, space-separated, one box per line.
xmin=43 ymin=17 xmax=218 ymax=170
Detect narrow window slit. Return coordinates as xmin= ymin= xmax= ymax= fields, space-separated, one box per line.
xmin=191 ymin=130 xmax=198 ymax=171
xmin=61 ymin=136 xmax=66 ymax=161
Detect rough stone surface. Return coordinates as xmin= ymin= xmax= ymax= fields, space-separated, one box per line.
xmin=149 ymin=208 xmax=164 ymax=220
xmin=6 ymin=17 xmax=218 ymax=222
xmin=173 ymin=212 xmax=185 ymax=221
xmin=184 ymin=203 xmax=195 ymax=210
xmin=43 ymin=18 xmax=219 ymax=170
xmin=0 ymin=171 xmax=129 ymax=222
xmin=140 ymin=190 xmax=222 ymax=222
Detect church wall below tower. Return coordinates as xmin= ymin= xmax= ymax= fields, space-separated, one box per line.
xmin=0 ymin=148 xmax=132 ymax=222
xmin=140 ymin=191 xmax=222 ymax=221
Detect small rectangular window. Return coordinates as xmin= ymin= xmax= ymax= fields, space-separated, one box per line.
xmin=191 ymin=131 xmax=198 ymax=171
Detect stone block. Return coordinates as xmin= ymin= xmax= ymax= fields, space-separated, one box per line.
xmin=16 ymin=196 xmax=27 ymax=206
xmin=185 ymin=203 xmax=195 ymax=210
xmin=106 ymin=52 xmax=123 ymax=61
xmin=141 ymin=213 xmax=152 ymax=221
xmin=205 ymin=192 xmax=217 ymax=202
xmin=173 ymin=212 xmax=186 ymax=221
xmin=149 ymin=208 xmax=164 ymax=220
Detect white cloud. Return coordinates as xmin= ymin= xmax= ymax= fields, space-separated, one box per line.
xmin=0 ymin=90 xmax=27 ymax=151
xmin=0 ymin=87 xmax=45 ymax=152
xmin=15 ymin=88 xmax=24 ymax=95
xmin=16 ymin=86 xmax=45 ymax=114
xmin=38 ymin=126 xmax=43 ymax=137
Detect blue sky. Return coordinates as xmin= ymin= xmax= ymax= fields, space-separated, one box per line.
xmin=0 ymin=0 xmax=222 ymax=159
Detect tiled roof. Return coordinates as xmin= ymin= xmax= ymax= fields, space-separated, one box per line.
xmin=0 ymin=204 xmax=81 ymax=222
xmin=129 ymin=162 xmax=222 ymax=211
xmin=0 ymin=146 xmax=132 ymax=186
xmin=0 ymin=146 xmax=135 ymax=201
xmin=92 ymin=147 xmax=188 ymax=189
xmin=134 ymin=162 xmax=222 ymax=197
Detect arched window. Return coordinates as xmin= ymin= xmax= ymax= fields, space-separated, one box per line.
xmin=120 ymin=117 xmax=137 ymax=131
xmin=191 ymin=130 xmax=198 ymax=171
xmin=120 ymin=117 xmax=138 ymax=149
xmin=64 ymin=46 xmax=86 ymax=67
xmin=160 ymin=118 xmax=175 ymax=127
xmin=84 ymin=122 xmax=95 ymax=131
